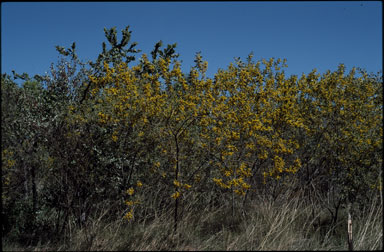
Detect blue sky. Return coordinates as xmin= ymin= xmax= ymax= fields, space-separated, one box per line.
xmin=1 ymin=1 xmax=382 ymax=81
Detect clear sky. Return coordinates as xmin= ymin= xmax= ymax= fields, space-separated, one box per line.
xmin=1 ymin=1 xmax=382 ymax=81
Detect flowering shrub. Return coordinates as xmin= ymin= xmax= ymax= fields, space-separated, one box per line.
xmin=2 ymin=26 xmax=381 ymax=241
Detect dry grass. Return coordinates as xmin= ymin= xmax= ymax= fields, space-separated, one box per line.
xmin=3 ymin=194 xmax=382 ymax=251
xmin=353 ymin=197 xmax=383 ymax=250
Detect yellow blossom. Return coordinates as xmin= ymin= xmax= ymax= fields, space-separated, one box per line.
xmin=125 ymin=200 xmax=135 ymax=206
xmin=171 ymin=191 xmax=181 ymax=199
xmin=173 ymin=180 xmax=181 ymax=187
xmin=126 ymin=187 xmax=134 ymax=196
xmin=123 ymin=209 xmax=134 ymax=221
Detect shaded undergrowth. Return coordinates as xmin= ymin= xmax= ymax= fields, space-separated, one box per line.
xmin=3 ymin=192 xmax=382 ymax=251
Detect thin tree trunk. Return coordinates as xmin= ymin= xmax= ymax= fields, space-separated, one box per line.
xmin=174 ymin=133 xmax=179 ymax=233
xmin=23 ymin=163 xmax=29 ymax=200
xmin=31 ymin=164 xmax=37 ymax=213
xmin=347 ymin=207 xmax=353 ymax=251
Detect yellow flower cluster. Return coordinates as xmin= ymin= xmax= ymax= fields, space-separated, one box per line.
xmin=171 ymin=191 xmax=180 ymax=199
xmin=171 ymin=180 xmax=192 ymax=199
xmin=212 ymin=176 xmax=251 ymax=196
xmin=123 ymin=209 xmax=134 ymax=221
xmin=123 ymin=179 xmax=145 ymax=221
xmin=126 ymin=187 xmax=134 ymax=196
xmin=79 ymin=50 xmax=381 ymax=222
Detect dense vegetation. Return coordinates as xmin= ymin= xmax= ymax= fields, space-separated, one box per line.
xmin=2 ymin=26 xmax=382 ymax=250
